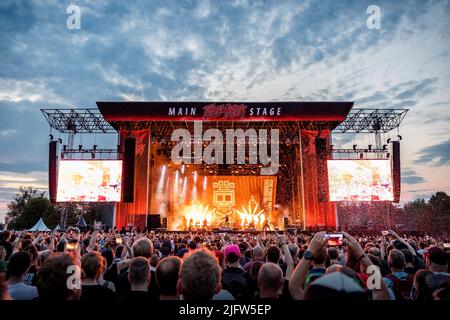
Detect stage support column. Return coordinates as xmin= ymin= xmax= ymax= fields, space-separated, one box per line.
xmin=146 ymin=126 xmax=152 ymax=228
xmin=298 ymin=128 xmax=306 ymax=229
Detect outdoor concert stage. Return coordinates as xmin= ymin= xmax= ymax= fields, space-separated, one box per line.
xmin=42 ymin=102 xmax=406 ymax=231
xmin=96 ymin=101 xmax=353 ymax=231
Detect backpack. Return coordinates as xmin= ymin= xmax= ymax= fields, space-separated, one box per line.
xmin=385 ymin=273 xmax=414 ymax=300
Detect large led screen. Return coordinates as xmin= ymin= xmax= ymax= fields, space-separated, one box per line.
xmin=327 ymin=160 xmax=393 ymax=201
xmin=57 ymin=160 xmax=122 ymax=202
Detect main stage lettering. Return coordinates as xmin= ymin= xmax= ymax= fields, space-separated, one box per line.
xmin=167 ymin=103 xmax=282 ymax=119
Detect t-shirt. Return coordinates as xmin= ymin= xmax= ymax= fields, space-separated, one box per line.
xmin=426 ymin=272 xmax=450 ymax=293
xmin=0 ymin=240 xmax=12 ymax=260
xmin=221 ymin=267 xmax=252 ymax=300
xmin=81 ymin=284 xmax=116 ymax=301
xmin=8 ymin=283 xmax=39 ymax=300
xmin=304 ymin=268 xmax=326 ymax=288
xmin=239 ymin=256 xmax=251 ymax=267
xmin=117 ymin=290 xmax=156 ymax=302
xmin=243 ymin=259 xmax=265 ymax=272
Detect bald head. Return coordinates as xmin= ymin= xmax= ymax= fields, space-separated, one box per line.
xmin=258 ymin=262 xmax=284 ymax=298
xmin=156 ymin=256 xmax=181 ymax=297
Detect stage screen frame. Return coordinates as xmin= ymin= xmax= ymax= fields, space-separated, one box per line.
xmin=327 ymin=159 xmax=393 ymax=202
xmin=56 ymin=159 xmax=123 ymax=202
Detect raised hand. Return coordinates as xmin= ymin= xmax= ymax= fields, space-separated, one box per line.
xmin=308 ymin=231 xmax=327 ymax=257
xmin=342 ymin=231 xmax=365 ymax=258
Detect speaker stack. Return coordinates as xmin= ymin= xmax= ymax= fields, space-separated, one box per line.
xmin=315 ymin=137 xmax=330 ymax=202
xmin=48 ymin=141 xmax=58 ymax=203
xmin=122 ymin=137 xmax=136 ymax=203
xmin=392 ymin=141 xmax=401 ymax=203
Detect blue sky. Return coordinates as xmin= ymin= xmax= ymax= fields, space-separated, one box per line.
xmin=0 ymin=0 xmax=449 ymax=221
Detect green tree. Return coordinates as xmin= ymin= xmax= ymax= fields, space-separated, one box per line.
xmin=7 ymin=186 xmax=58 ymax=229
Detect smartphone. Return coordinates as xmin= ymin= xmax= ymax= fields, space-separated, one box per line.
xmin=115 ymin=237 xmax=123 ymax=245
xmin=443 ymin=243 xmax=450 ymax=249
xmin=382 ymin=230 xmax=389 ymax=236
xmin=66 ymin=240 xmax=79 ymax=250
xmin=324 ymin=233 xmax=343 ymax=246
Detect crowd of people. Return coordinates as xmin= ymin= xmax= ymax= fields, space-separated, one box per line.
xmin=0 ymin=222 xmax=449 ymax=301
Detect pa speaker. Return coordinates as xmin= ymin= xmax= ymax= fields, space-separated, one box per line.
xmin=48 ymin=141 xmax=58 ymax=203
xmin=315 ymin=137 xmax=329 ymax=202
xmin=283 ymin=217 xmax=289 ymax=229
xmin=122 ymin=137 xmax=135 ymax=203
xmin=147 ymin=214 xmax=161 ymax=229
xmin=392 ymin=141 xmax=401 ymax=203
xmin=162 ymin=217 xmax=168 ymax=229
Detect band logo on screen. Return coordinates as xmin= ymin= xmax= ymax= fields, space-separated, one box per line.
xmin=56 ymin=160 xmax=122 ymax=202
xmin=327 ymin=160 xmax=393 ymax=201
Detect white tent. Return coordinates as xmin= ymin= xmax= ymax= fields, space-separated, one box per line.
xmin=28 ymin=218 xmax=52 ymax=232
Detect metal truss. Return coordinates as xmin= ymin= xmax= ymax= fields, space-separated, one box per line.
xmin=41 ymin=108 xmax=408 ymax=134
xmin=333 ymin=108 xmax=408 ymax=133
xmin=41 ymin=108 xmax=116 ymax=133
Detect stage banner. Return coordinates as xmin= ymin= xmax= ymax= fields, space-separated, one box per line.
xmin=163 ymin=175 xmax=278 ymax=230
xmin=300 ymin=130 xmax=336 ymax=228
xmin=115 ymin=129 xmax=150 ymax=228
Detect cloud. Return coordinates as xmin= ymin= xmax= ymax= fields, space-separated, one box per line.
xmin=0 ymin=0 xmax=450 ymax=221
xmin=401 ymin=168 xmax=425 ymax=184
xmin=414 ymin=140 xmax=450 ymax=166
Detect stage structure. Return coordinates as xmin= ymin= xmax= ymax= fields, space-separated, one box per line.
xmin=42 ymin=103 xmax=408 ymax=231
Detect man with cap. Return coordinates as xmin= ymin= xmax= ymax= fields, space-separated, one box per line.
xmin=221 ymin=244 xmax=252 ymax=300
xmin=424 ymin=247 xmax=449 ymax=293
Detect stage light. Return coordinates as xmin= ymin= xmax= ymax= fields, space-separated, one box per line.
xmin=49 ymin=134 xmax=54 ymax=140
xmin=387 ymin=138 xmax=391 ymax=144
xmin=359 ymin=153 xmax=364 ymax=159
xmin=91 ymin=152 xmax=95 ymax=159
xmin=193 ymin=170 xmax=197 ymax=183
xmin=78 ymin=145 xmax=83 ymax=151
xmin=382 ymin=144 xmax=387 ymax=150
xmin=203 ymin=176 xmax=207 ymax=190
xmin=58 ymin=138 xmax=63 ymax=144
xmin=330 ymin=144 xmax=334 ymax=150
xmin=353 ymin=144 xmax=357 ymax=150
xmin=63 ymin=145 xmax=67 ymax=151
xmin=368 ymin=144 xmax=372 ymax=151
xmin=93 ymin=145 xmax=97 ymax=150
xmin=181 ymin=164 xmax=185 ymax=174
xmin=397 ymin=135 xmax=402 ymax=140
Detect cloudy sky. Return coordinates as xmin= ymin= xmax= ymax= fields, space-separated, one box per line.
xmin=1 ymin=0 xmax=449 ymax=222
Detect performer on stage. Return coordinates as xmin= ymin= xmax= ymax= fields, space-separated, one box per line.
xmin=202 ymin=218 xmax=208 ymax=230
xmin=262 ymin=219 xmax=271 ymax=231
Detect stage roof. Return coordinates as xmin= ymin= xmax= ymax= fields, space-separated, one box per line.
xmin=96 ymin=101 xmax=354 ymax=122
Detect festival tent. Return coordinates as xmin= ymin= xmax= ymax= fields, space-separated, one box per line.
xmin=53 ymin=224 xmax=62 ymax=231
xmin=28 ymin=218 xmax=52 ymax=232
